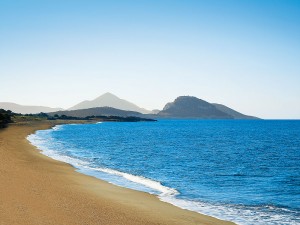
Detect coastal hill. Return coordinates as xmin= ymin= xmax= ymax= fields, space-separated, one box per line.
xmin=0 ymin=102 xmax=63 ymax=114
xmin=212 ymin=103 xmax=258 ymax=119
xmin=48 ymin=107 xmax=143 ymax=118
xmin=158 ymin=96 xmax=257 ymax=119
xmin=158 ymin=96 xmax=232 ymax=119
xmin=69 ymin=92 xmax=151 ymax=114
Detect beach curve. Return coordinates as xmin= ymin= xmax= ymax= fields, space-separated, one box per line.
xmin=0 ymin=120 xmax=236 ymax=225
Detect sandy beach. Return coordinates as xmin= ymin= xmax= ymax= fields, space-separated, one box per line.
xmin=0 ymin=121 xmax=235 ymax=225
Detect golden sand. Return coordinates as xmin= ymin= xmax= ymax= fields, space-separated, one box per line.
xmin=0 ymin=121 xmax=235 ymax=225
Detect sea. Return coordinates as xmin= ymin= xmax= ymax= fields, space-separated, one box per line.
xmin=27 ymin=120 xmax=300 ymax=225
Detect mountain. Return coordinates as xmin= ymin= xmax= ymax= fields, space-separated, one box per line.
xmin=0 ymin=102 xmax=63 ymax=114
xmin=69 ymin=93 xmax=151 ymax=114
xmin=158 ymin=96 xmax=258 ymax=119
xmin=151 ymin=109 xmax=160 ymax=114
xmin=158 ymin=96 xmax=232 ymax=119
xmin=48 ymin=107 xmax=143 ymax=118
xmin=213 ymin=103 xmax=258 ymax=119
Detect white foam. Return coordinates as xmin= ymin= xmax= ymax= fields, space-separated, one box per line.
xmin=27 ymin=134 xmax=88 ymax=168
xmin=52 ymin=124 xmax=64 ymax=131
xmin=159 ymin=196 xmax=299 ymax=225
xmin=90 ymin=167 xmax=179 ymax=197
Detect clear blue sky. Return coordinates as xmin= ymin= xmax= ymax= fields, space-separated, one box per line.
xmin=0 ymin=0 xmax=299 ymax=119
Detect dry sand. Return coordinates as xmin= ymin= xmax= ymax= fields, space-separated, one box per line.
xmin=0 ymin=121 xmax=236 ymax=225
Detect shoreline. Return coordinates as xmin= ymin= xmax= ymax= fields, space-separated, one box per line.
xmin=0 ymin=120 xmax=236 ymax=225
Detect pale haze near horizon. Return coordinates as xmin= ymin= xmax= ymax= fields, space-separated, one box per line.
xmin=0 ymin=0 xmax=299 ymax=119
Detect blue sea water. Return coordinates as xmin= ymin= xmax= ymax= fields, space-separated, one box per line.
xmin=27 ymin=120 xmax=300 ymax=225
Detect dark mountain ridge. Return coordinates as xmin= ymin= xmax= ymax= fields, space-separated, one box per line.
xmin=48 ymin=107 xmax=143 ymax=118
xmin=158 ymin=96 xmax=232 ymax=119
xmin=213 ymin=103 xmax=258 ymax=120
xmin=158 ymin=96 xmax=258 ymax=119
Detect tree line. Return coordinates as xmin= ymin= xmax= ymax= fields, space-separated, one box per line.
xmin=0 ymin=109 xmax=14 ymax=128
xmin=0 ymin=110 xmax=156 ymax=129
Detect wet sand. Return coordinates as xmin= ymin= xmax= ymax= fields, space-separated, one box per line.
xmin=0 ymin=121 xmax=235 ymax=225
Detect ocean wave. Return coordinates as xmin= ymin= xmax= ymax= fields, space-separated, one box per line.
xmin=27 ymin=133 xmax=89 ymax=168
xmin=90 ymin=167 xmax=179 ymax=197
xmin=159 ymin=196 xmax=300 ymax=225
xmin=52 ymin=124 xmax=65 ymax=131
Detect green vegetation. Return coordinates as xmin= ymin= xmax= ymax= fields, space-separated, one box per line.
xmin=46 ymin=114 xmax=156 ymax=122
xmin=0 ymin=109 xmax=156 ymax=128
xmin=43 ymin=113 xmax=156 ymax=122
xmin=85 ymin=115 xmax=156 ymax=122
xmin=0 ymin=109 xmax=14 ymax=128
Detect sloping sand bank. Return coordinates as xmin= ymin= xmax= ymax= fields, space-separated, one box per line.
xmin=0 ymin=121 xmax=235 ymax=225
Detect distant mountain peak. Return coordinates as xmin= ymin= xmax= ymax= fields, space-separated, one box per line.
xmin=98 ymin=92 xmax=117 ymax=98
xmin=93 ymin=92 xmax=123 ymax=102
xmin=103 ymin=92 xmax=114 ymax=95
xmin=69 ymin=93 xmax=151 ymax=114
xmin=174 ymin=96 xmax=210 ymax=105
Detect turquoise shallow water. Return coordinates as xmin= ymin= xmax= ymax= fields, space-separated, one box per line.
xmin=28 ymin=120 xmax=300 ymax=225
